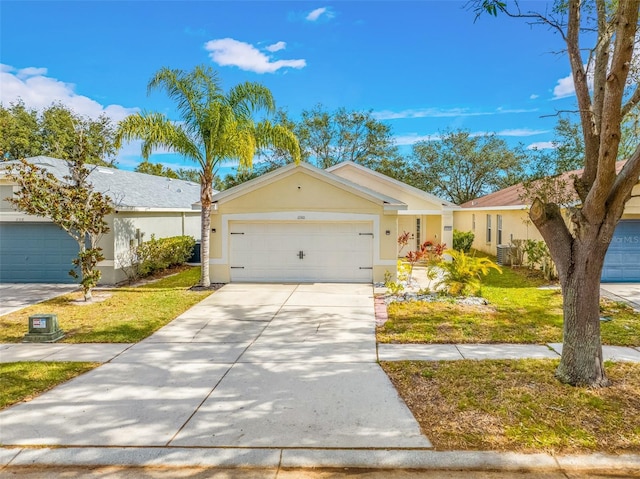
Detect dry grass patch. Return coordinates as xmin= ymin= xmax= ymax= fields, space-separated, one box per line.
xmin=0 ymin=267 xmax=214 ymax=343
xmin=382 ymin=359 xmax=640 ymax=454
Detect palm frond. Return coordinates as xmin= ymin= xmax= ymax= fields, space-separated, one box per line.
xmin=115 ymin=112 xmax=203 ymax=165
xmin=228 ymin=82 xmax=276 ymax=118
xmin=256 ymin=120 xmax=301 ymax=164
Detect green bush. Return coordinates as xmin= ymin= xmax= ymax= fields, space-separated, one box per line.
xmin=137 ymin=235 xmax=196 ymax=277
xmin=452 ymin=230 xmax=474 ymax=253
xmin=436 ymin=249 xmax=502 ymax=296
xmin=522 ymin=239 xmax=557 ymax=280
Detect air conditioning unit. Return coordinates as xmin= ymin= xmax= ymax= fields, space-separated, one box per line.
xmin=496 ymin=245 xmax=514 ymax=266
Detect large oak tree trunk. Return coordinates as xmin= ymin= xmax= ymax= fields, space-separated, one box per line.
xmin=530 ymin=199 xmax=616 ymax=387
xmin=555 ymin=244 xmax=610 ymax=387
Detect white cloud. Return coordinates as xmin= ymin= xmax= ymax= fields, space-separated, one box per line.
xmin=552 ymin=73 xmax=576 ymax=99
xmin=395 ymin=128 xmax=549 ymax=146
xmin=553 ymin=62 xmax=600 ymax=100
xmin=394 ymin=133 xmax=441 ymax=145
xmin=205 ymin=38 xmax=306 ymax=74
xmin=496 ymin=128 xmax=550 ymax=137
xmin=266 ymin=41 xmax=286 ymax=52
xmin=0 ymin=64 xmax=137 ymax=122
xmin=527 ymin=141 xmax=558 ymax=150
xmin=374 ymin=107 xmax=538 ymax=120
xmin=306 ymin=7 xmax=330 ymax=21
xmin=529 ymin=94 xmax=539 ymax=100
xmin=17 ymin=66 xmax=48 ymax=78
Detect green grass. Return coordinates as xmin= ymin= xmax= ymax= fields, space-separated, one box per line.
xmin=382 ymin=359 xmax=640 ymax=454
xmin=0 ymin=362 xmax=98 ymax=410
xmin=378 ymin=265 xmax=640 ymax=346
xmin=0 ymin=267 xmax=214 ymax=343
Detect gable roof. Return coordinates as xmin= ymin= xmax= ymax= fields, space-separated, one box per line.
xmin=326 ymin=161 xmax=459 ymax=209
xmin=212 ymin=161 xmax=407 ymax=211
xmin=461 ymin=161 xmax=628 ymax=209
xmin=2 ymin=156 xmax=203 ymax=211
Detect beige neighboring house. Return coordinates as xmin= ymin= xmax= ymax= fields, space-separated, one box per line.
xmin=0 ymin=156 xmax=202 ymax=284
xmin=453 ymin=162 xmax=640 ymax=282
xmin=208 ymin=161 xmax=456 ymax=284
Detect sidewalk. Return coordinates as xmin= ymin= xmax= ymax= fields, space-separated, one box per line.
xmin=378 ymin=342 xmax=640 ymax=362
xmin=3 ymin=341 xmax=639 ymax=363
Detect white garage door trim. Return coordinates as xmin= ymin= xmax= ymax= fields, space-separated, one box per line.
xmin=229 ymin=221 xmax=374 ymax=282
xmin=210 ymin=211 xmax=395 ymax=268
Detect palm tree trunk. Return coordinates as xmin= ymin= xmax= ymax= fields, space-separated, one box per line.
xmin=199 ymin=173 xmax=213 ymax=287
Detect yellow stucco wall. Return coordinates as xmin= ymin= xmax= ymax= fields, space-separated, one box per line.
xmin=453 ymin=208 xmax=543 ymax=256
xmin=331 ymin=164 xmax=443 ymax=210
xmin=454 ymin=204 xmax=640 ymax=257
xmin=210 ymin=168 xmax=399 ymax=283
xmin=217 ymin=170 xmax=387 ymax=214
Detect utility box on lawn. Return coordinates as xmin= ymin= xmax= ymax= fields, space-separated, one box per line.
xmin=23 ymin=314 xmax=64 ymax=343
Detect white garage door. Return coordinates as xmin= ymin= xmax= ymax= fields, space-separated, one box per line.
xmin=229 ymin=221 xmax=374 ymax=282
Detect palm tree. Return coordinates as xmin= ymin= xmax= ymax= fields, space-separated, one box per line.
xmin=116 ymin=65 xmax=300 ymax=286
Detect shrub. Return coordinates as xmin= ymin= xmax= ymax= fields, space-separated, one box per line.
xmin=436 ymin=249 xmax=502 ymax=296
xmin=522 ymin=239 xmax=557 ymax=280
xmin=398 ymin=231 xmax=411 ymax=256
xmin=136 ymin=235 xmax=196 ymax=277
xmin=453 ymin=230 xmax=474 ymax=253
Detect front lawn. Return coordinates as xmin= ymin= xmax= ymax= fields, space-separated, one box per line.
xmin=0 ymin=362 xmax=98 ymax=410
xmin=382 ymin=359 xmax=640 ymax=454
xmin=0 ymin=267 xmax=214 ymax=343
xmin=378 ymin=266 xmax=640 ymax=346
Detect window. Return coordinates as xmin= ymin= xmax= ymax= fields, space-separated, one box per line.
xmin=416 ymin=218 xmax=421 ymax=250
xmin=497 ymin=215 xmax=503 ymax=245
xmin=472 ymin=214 xmax=476 ymax=231
xmin=486 ymin=214 xmax=492 ymax=243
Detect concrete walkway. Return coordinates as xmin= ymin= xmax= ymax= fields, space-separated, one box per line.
xmin=378 ymin=342 xmax=640 ymax=362
xmin=4 ymin=341 xmax=639 ymax=363
xmin=0 ymin=283 xmax=429 ymax=449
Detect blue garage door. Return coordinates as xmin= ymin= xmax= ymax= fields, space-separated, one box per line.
xmin=0 ymin=222 xmax=79 ymax=283
xmin=602 ymin=220 xmax=640 ymax=282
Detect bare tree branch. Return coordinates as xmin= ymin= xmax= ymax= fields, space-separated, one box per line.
xmin=622 ymin=84 xmax=640 ymax=117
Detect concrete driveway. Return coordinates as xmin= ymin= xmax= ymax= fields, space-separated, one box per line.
xmin=0 ymin=283 xmax=79 ymax=316
xmin=0 ymin=283 xmax=431 ymax=449
xmin=601 ymin=283 xmax=640 ymax=310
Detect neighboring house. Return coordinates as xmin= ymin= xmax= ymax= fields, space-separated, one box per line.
xmin=453 ymin=162 xmax=640 ymax=282
xmin=208 ymin=161 xmax=456 ymax=284
xmin=0 ymin=156 xmax=202 ymax=284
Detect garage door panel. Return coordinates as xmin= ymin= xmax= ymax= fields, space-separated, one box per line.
xmin=602 ymin=220 xmax=640 ymax=282
xmin=229 ymin=222 xmax=373 ymax=283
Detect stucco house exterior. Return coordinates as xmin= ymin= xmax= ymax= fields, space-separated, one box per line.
xmin=327 ymin=161 xmax=459 ymax=253
xmin=207 ymin=161 xmax=456 ymax=284
xmin=453 ymin=162 xmax=640 ymax=282
xmin=0 ymin=156 xmax=202 ymax=284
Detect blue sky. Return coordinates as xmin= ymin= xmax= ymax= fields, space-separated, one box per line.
xmin=1 ymin=1 xmax=580 ymax=176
